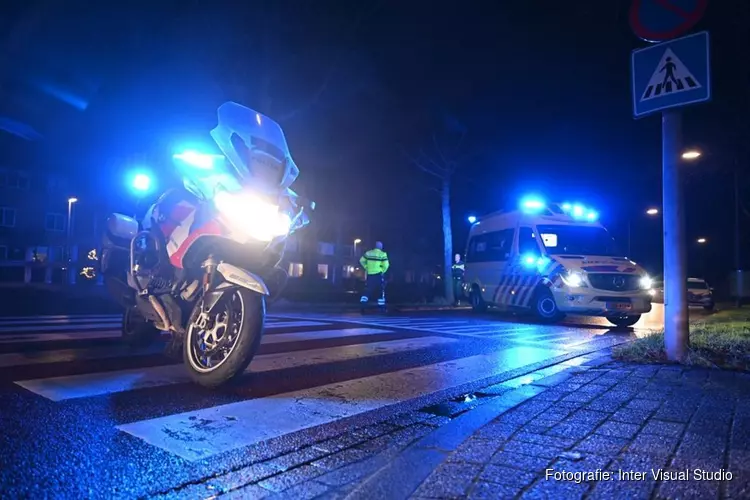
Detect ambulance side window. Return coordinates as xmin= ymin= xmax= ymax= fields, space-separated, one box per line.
xmin=467 ymin=229 xmax=513 ymax=263
xmin=518 ymin=227 xmax=540 ymax=255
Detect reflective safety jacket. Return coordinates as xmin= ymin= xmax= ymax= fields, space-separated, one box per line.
xmin=452 ymin=261 xmax=465 ymax=279
xmin=360 ymin=248 xmax=390 ymax=275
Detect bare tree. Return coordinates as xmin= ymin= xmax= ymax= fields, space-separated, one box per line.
xmin=406 ymin=114 xmax=469 ymax=303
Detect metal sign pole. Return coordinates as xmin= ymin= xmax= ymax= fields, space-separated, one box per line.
xmin=630 ymin=0 xmax=710 ymax=363
xmin=662 ymin=109 xmax=689 ymax=361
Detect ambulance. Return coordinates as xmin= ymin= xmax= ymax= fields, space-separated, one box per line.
xmin=462 ymin=197 xmax=653 ymax=327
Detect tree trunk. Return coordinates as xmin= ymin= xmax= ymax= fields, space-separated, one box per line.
xmin=441 ymin=178 xmax=454 ymax=303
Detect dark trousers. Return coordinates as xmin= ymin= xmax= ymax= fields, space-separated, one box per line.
xmin=360 ymin=274 xmax=385 ymax=304
xmin=453 ymin=278 xmax=464 ymax=304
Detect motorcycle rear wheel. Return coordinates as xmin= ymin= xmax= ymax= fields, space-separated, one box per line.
xmin=184 ymin=288 xmax=265 ymax=388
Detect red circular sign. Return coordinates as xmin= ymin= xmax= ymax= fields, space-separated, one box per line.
xmin=630 ymin=0 xmax=708 ymax=43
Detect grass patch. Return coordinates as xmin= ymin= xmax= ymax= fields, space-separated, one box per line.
xmin=613 ymin=308 xmax=750 ymax=371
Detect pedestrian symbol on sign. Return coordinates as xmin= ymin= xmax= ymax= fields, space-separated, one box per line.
xmin=641 ymin=48 xmax=701 ymax=102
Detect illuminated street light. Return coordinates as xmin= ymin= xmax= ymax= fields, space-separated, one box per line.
xmin=646 ymin=208 xmax=659 ymax=215
xmin=353 ymin=238 xmax=362 ymax=244
xmin=697 ymin=238 xmax=707 ymax=244
xmin=467 ymin=215 xmax=477 ymax=224
xmin=682 ymin=150 xmax=701 ymax=160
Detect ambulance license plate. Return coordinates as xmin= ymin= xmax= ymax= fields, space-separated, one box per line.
xmin=607 ymin=302 xmax=632 ymax=311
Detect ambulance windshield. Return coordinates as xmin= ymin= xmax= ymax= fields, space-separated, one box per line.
xmin=537 ymin=225 xmax=622 ymax=257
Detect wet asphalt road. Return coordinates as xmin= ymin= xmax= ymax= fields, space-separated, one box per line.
xmin=0 ymin=307 xmax=669 ymax=499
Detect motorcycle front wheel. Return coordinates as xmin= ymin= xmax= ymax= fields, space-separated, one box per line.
xmin=184 ymin=287 xmax=265 ymax=388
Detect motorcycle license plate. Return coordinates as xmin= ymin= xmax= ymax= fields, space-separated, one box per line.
xmin=607 ymin=302 xmax=632 ymax=311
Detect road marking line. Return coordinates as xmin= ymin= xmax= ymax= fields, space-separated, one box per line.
xmin=264 ymin=321 xmax=330 ymax=329
xmin=14 ymin=335 xmax=454 ymax=401
xmin=116 ymin=345 xmax=564 ymax=461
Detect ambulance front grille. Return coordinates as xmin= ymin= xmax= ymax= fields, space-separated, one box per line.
xmin=587 ymin=273 xmax=641 ymax=292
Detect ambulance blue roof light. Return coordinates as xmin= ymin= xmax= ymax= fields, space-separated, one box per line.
xmin=561 ymin=202 xmax=599 ymax=222
xmin=520 ymin=196 xmax=545 ymax=213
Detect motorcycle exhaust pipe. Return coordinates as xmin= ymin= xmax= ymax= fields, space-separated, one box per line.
xmin=148 ymin=295 xmax=174 ymax=332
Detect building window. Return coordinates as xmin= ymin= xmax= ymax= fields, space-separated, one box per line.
xmin=288 ymin=262 xmax=303 ymax=278
xmin=317 ymin=242 xmax=335 ymax=256
xmin=317 ymin=264 xmax=329 ymax=279
xmin=0 ymin=170 xmax=29 ymax=189
xmin=45 ymin=213 xmax=66 ymax=232
xmin=0 ymin=207 xmax=16 ymax=227
xmin=0 ymin=246 xmax=7 ymax=261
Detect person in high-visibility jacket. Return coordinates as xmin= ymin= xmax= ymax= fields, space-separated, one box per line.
xmin=359 ymin=241 xmax=390 ymax=306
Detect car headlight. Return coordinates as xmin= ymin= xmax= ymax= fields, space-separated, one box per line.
xmin=639 ymin=275 xmax=653 ymax=290
xmin=214 ymin=191 xmax=291 ymax=242
xmin=560 ymin=270 xmax=586 ymax=288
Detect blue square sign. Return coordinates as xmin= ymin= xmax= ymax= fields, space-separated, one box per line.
xmin=631 ymin=31 xmax=710 ymax=118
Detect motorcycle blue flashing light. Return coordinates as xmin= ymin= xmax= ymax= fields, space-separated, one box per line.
xmin=586 ymin=210 xmax=598 ymax=221
xmin=126 ymin=171 xmax=154 ymax=194
xmin=561 ymin=203 xmax=572 ymax=211
xmin=572 ymin=204 xmax=585 ymax=217
xmin=133 ymin=174 xmax=151 ymax=191
xmin=173 ymin=150 xmax=224 ymax=170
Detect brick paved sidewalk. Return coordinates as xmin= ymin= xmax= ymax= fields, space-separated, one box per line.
xmin=157 ymin=354 xmax=750 ymax=500
xmin=406 ymin=360 xmax=750 ymax=500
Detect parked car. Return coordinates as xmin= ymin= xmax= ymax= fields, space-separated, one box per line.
xmin=687 ymin=277 xmax=714 ymax=311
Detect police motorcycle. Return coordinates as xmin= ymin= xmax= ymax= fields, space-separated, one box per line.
xmin=100 ymin=102 xmax=314 ymax=388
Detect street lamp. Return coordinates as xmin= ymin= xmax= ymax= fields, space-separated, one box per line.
xmin=353 ymin=238 xmax=361 ymax=256
xmin=682 ymin=150 xmax=701 ymax=160
xmin=467 ymin=215 xmax=477 ymax=224
xmin=646 ymin=208 xmax=659 ymax=216
xmin=697 ymin=238 xmax=707 ymax=244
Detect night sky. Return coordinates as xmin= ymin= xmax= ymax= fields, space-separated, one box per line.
xmin=1 ymin=0 xmax=748 ymax=282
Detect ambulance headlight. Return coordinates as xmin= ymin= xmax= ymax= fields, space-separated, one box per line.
xmin=560 ymin=270 xmax=587 ymax=288
xmin=639 ymin=275 xmax=653 ymax=290
xmin=214 ymin=191 xmax=291 ymax=242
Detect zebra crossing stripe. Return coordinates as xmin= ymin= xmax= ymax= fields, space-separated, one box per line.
xmin=14 ymin=335 xmax=455 ymax=401
xmin=264 ymin=321 xmax=330 ymax=329
xmin=116 ymin=345 xmax=564 ymax=461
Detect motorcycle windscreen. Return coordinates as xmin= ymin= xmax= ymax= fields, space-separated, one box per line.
xmin=210 ymin=102 xmax=300 ymax=191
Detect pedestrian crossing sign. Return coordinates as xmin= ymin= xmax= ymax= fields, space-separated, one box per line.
xmin=631 ymin=31 xmax=710 ymax=118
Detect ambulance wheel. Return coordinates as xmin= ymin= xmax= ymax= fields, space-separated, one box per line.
xmin=470 ymin=286 xmax=487 ymax=313
xmin=532 ymin=288 xmax=564 ymax=323
xmin=606 ymin=315 xmax=641 ymax=328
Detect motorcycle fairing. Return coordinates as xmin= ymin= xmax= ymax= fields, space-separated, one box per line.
xmin=210 ymin=102 xmax=300 ymax=193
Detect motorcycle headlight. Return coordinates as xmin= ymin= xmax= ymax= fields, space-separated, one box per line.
xmin=214 ymin=191 xmax=291 ymax=242
xmin=639 ymin=275 xmax=653 ymax=290
xmin=560 ymin=270 xmax=587 ymax=288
